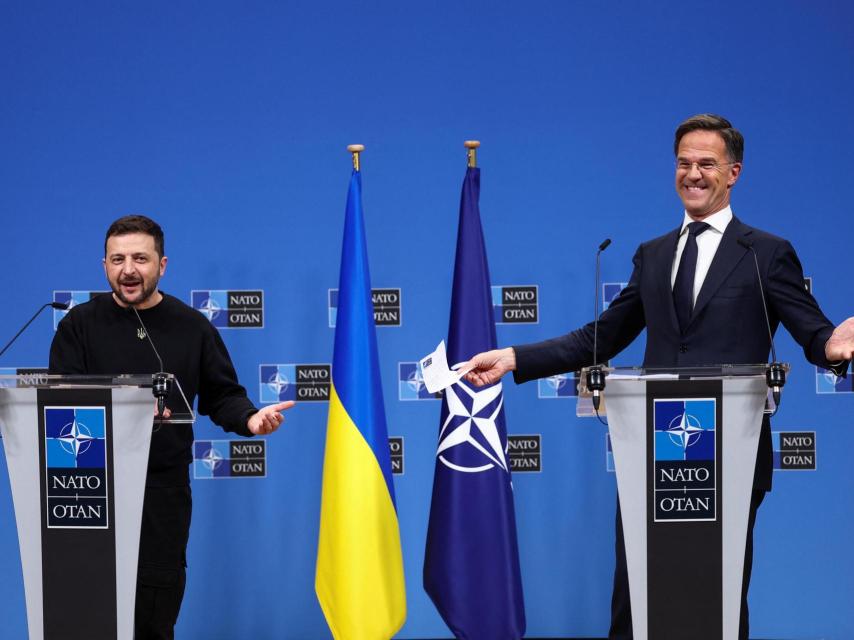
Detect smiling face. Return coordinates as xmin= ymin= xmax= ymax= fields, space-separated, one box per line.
xmin=103 ymin=232 xmax=167 ymax=309
xmin=675 ymin=129 xmax=742 ymax=220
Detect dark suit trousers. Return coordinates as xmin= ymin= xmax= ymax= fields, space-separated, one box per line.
xmin=608 ymin=490 xmax=765 ymax=640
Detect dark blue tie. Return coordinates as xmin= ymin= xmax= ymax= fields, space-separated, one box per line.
xmin=673 ymin=221 xmax=710 ymax=332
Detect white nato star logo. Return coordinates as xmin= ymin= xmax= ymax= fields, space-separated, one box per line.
xmin=546 ymin=374 xmax=568 ymax=391
xmin=823 ymin=370 xmax=839 ymax=387
xmin=201 ymin=446 xmax=224 ymax=471
xmin=266 ymin=371 xmax=290 ymax=396
xmin=436 ymin=382 xmax=507 ymax=473
xmin=198 ymin=296 xmax=222 ymax=321
xmin=667 ymin=411 xmax=703 ymax=452
xmin=407 ymin=368 xmax=426 ymax=393
xmin=57 ymin=419 xmax=95 ymax=458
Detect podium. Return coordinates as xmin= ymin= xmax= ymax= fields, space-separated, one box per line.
xmin=0 ymin=373 xmax=194 ymax=640
xmin=585 ymin=365 xmax=779 ymax=640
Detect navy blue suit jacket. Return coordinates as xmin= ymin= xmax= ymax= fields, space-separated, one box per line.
xmin=513 ymin=216 xmax=842 ymax=490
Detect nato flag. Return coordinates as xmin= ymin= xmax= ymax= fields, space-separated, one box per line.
xmin=423 ymin=166 xmax=526 ymax=639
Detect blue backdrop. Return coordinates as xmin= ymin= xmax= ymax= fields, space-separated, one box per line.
xmin=1 ymin=2 xmax=853 ymax=638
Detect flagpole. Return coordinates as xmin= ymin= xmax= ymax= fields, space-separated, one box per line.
xmin=347 ymin=144 xmax=364 ymax=171
xmin=464 ymin=140 xmax=480 ymax=168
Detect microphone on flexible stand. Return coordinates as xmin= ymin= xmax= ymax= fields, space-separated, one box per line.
xmin=737 ymin=237 xmax=785 ymax=415
xmin=0 ymin=302 xmax=69 ymax=360
xmin=586 ymin=238 xmax=611 ymax=421
xmin=130 ymin=305 xmax=172 ymax=419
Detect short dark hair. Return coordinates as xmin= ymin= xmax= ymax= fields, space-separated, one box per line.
xmin=104 ymin=215 xmax=165 ymax=257
xmin=674 ymin=114 xmax=744 ymax=163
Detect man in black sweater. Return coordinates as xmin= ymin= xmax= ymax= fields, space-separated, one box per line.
xmin=49 ymin=215 xmax=294 ymax=639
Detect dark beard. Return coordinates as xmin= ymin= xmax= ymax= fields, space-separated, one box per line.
xmin=112 ymin=278 xmax=159 ymax=307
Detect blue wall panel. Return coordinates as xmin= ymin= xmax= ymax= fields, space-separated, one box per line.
xmin=1 ymin=2 xmax=853 ymax=638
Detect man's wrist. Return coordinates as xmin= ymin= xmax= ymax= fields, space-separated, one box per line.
xmin=505 ymin=347 xmax=517 ymax=372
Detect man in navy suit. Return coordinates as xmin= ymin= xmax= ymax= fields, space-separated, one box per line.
xmin=463 ymin=114 xmax=854 ymax=639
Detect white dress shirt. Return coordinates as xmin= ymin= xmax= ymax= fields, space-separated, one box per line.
xmin=670 ymin=206 xmax=733 ymax=306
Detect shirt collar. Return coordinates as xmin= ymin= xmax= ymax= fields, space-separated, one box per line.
xmin=679 ymin=205 xmax=733 ymax=236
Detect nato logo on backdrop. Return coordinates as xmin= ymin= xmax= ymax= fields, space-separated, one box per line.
xmin=492 ymin=285 xmax=538 ymax=324
xmin=193 ymin=440 xmax=267 ymax=478
xmin=389 ymin=437 xmax=404 ymax=475
xmin=398 ymin=361 xmax=442 ymax=400
xmin=815 ymin=364 xmax=853 ymax=393
xmin=653 ymin=398 xmax=716 ymax=522
xmin=603 ymin=282 xmax=628 ymax=310
xmin=538 ymin=372 xmax=579 ymax=398
xmin=328 ymin=288 xmax=402 ymax=327
xmin=773 ymin=431 xmax=817 ymax=470
xmin=44 ymin=406 xmax=108 ymax=529
xmin=52 ymin=291 xmax=109 ymax=329
xmin=259 ymin=364 xmax=331 ymax=403
xmin=191 ymin=290 xmax=264 ymax=328
xmin=507 ymin=434 xmax=542 ymax=473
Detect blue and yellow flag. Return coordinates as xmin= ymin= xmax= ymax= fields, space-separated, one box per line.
xmin=316 ymin=168 xmax=406 ymax=640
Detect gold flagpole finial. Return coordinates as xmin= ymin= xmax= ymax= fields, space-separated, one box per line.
xmin=347 ymin=144 xmax=365 ymax=171
xmin=464 ymin=140 xmax=480 ymax=168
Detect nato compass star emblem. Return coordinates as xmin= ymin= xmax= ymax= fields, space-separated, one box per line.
xmin=197 ymin=296 xmax=222 ymax=322
xmin=201 ymin=446 xmax=224 ymax=472
xmin=407 ymin=368 xmax=426 ymax=394
xmin=266 ymin=371 xmax=290 ymax=397
xmin=546 ymin=374 xmax=568 ymax=392
xmin=823 ymin=370 xmax=840 ymax=386
xmin=57 ymin=419 xmax=95 ymax=458
xmin=667 ymin=411 xmax=703 ymax=452
xmin=436 ymin=381 xmax=508 ymax=473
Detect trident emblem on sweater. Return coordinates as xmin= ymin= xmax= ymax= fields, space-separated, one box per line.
xmin=137 ymin=328 xmax=146 ymax=340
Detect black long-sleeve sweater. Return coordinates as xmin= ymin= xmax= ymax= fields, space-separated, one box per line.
xmin=49 ymin=292 xmax=257 ymax=486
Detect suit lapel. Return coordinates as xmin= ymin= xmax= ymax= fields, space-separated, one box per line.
xmin=690 ymin=217 xmax=752 ymax=327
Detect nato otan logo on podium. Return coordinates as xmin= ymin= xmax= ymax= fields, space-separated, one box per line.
xmin=44 ymin=407 xmax=109 ymax=529
xmin=193 ymin=440 xmax=267 ymax=479
xmin=398 ymin=361 xmax=442 ymax=400
xmin=0 ymin=367 xmax=48 ymax=388
xmin=258 ymin=364 xmax=331 ymax=403
xmin=815 ymin=364 xmax=854 ymax=394
xmin=492 ymin=285 xmax=538 ymax=324
xmin=653 ymin=399 xmax=716 ymax=522
xmin=191 ymin=290 xmax=264 ymax=328
xmin=52 ymin=291 xmax=109 ymax=329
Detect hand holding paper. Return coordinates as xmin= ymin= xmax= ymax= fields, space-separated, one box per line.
xmin=419 ymin=341 xmax=474 ymax=393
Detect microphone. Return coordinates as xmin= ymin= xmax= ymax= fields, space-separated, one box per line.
xmin=586 ymin=238 xmax=612 ymax=414
xmin=737 ymin=237 xmax=785 ymax=414
xmin=129 ymin=305 xmax=172 ymax=419
xmin=0 ymin=302 xmax=69 ymax=360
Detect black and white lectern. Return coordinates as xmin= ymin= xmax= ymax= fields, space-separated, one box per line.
xmin=584 ymin=365 xmax=778 ymax=640
xmin=0 ymin=374 xmax=194 ymax=640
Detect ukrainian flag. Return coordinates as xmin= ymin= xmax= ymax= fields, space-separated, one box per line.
xmin=316 ymin=168 xmax=407 ymax=640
